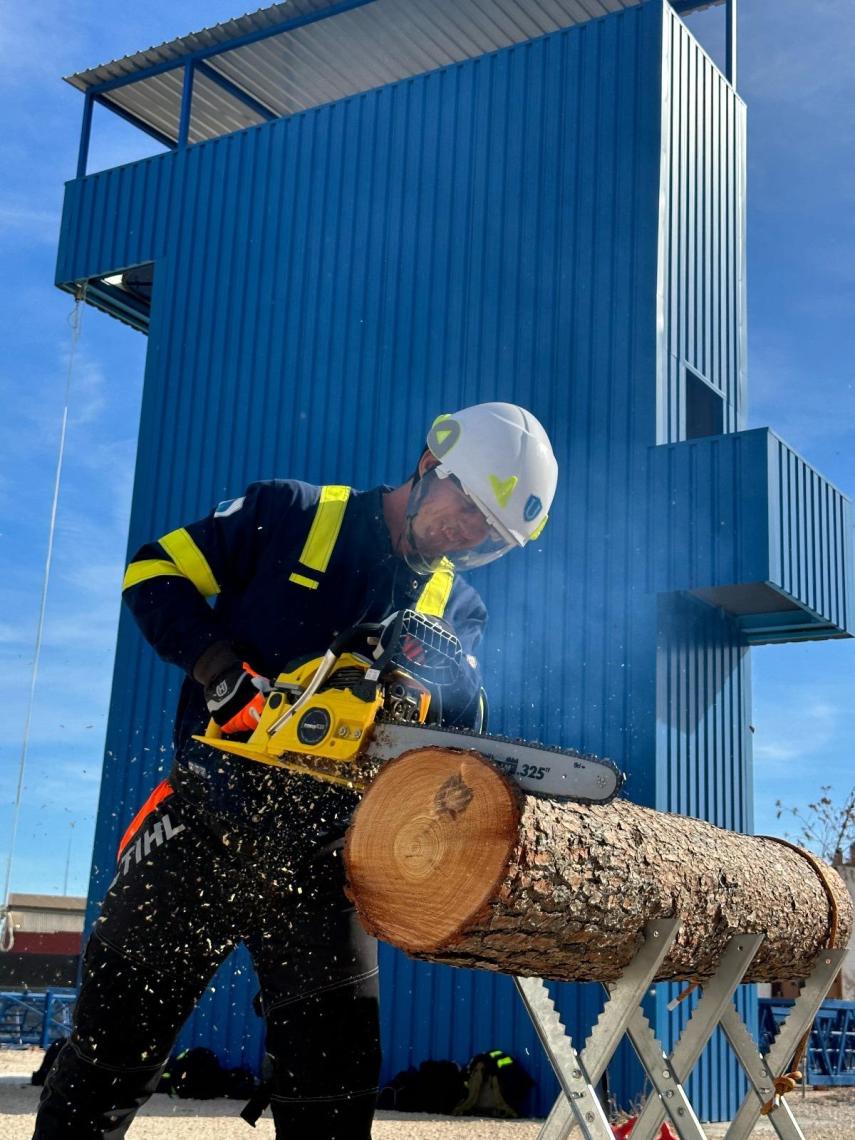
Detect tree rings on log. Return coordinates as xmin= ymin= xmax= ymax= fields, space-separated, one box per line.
xmin=344 ymin=748 xmax=853 ymax=983
xmin=345 ymin=747 xmax=520 ymax=951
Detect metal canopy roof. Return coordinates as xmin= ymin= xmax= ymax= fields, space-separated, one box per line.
xmin=65 ymin=0 xmax=724 ymax=150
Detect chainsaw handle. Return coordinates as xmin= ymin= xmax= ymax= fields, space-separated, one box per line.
xmin=263 ymin=624 xmax=384 ymax=740
xmin=328 ymin=622 xmax=384 ymax=657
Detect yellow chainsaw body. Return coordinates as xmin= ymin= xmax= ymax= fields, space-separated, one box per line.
xmin=192 ymin=653 xmax=430 ymax=788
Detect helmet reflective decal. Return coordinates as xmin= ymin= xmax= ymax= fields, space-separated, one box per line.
xmin=530 ymin=513 xmax=548 ymax=540
xmin=427 ymin=415 xmax=461 ymax=458
xmin=523 ymin=494 xmax=543 ymax=522
xmin=489 ymin=474 xmax=518 ymax=508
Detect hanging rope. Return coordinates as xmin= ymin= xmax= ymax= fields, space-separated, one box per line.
xmin=757 ymin=835 xmax=841 ymax=1115
xmin=666 ymin=979 xmax=700 ymax=1012
xmin=0 ymin=285 xmax=86 ymax=953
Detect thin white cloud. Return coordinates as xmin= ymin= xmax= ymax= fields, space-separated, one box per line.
xmin=0 ymin=335 xmax=138 ymax=535
xmin=742 ymin=0 xmax=855 ymax=108
xmin=0 ymin=14 xmax=80 ymax=88
xmin=0 ymin=202 xmax=62 ymax=242
xmin=750 ymin=392 xmax=855 ymax=459
xmin=0 ymin=837 xmax=95 ymax=898
xmin=752 ymin=666 xmax=855 ymax=788
xmin=85 ymin=133 xmax=170 ymax=178
xmin=0 ymin=605 xmax=121 ymax=681
xmin=0 ymin=655 xmax=114 ymax=727
xmin=753 ymin=700 xmax=837 ymax=765
xmin=66 ymin=355 xmax=108 ymax=427
xmin=748 ymin=333 xmax=855 ymax=455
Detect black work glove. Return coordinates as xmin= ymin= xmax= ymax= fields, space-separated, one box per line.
xmin=194 ymin=643 xmax=270 ymax=735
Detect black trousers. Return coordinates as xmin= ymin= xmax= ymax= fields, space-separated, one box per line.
xmin=33 ymin=787 xmax=380 ymax=1139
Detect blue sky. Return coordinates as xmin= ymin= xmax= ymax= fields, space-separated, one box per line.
xmin=1 ymin=1 xmax=853 ymax=898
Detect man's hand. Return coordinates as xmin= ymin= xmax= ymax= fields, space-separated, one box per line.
xmin=203 ymin=661 xmax=271 ymax=734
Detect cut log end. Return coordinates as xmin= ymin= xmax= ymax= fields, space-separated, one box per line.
xmin=344 ymin=747 xmax=520 ymax=952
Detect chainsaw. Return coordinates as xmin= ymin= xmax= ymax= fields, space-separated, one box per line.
xmin=194 ymin=609 xmax=623 ymax=803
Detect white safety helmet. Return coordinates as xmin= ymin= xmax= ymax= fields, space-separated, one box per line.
xmin=404 ymin=402 xmax=559 ymax=572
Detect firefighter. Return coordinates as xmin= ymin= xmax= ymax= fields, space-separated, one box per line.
xmin=33 ymin=402 xmax=558 ymax=1139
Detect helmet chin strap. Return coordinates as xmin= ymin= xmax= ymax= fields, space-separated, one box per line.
xmin=404 ymin=520 xmax=438 ymax=575
xmin=402 ymin=469 xmax=442 ymax=575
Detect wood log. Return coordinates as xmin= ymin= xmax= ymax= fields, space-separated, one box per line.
xmin=344 ymin=748 xmax=852 ymax=983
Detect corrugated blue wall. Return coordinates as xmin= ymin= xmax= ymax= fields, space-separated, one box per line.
xmin=653 ymin=8 xmax=752 ymax=1117
xmin=649 ymin=428 xmax=853 ymax=638
xmin=656 ymin=592 xmax=752 ymax=831
xmin=654 ymin=590 xmax=755 ymax=1114
xmin=649 ymin=431 xmax=772 ymax=595
xmin=58 ymin=0 xmax=760 ymax=1120
xmin=767 ymin=433 xmax=853 ymax=630
xmin=656 ymin=5 xmax=747 ymax=440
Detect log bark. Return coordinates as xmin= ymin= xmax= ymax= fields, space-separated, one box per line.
xmin=344 ymin=748 xmax=852 ymax=983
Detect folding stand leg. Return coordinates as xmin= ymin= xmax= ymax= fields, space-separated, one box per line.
xmin=722 ymin=948 xmax=848 ymax=1140
xmin=629 ymin=933 xmax=764 ymax=1140
xmin=516 ymin=922 xmax=848 ymax=1140
xmin=514 ymin=918 xmax=681 ymax=1140
xmin=515 ymin=975 xmax=615 ymax=1140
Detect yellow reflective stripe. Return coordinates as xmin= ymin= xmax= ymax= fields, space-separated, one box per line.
xmin=415 ymin=559 xmax=455 ymax=617
xmin=530 ymin=513 xmax=548 ymax=541
xmin=497 ymin=1057 xmax=513 ymax=1068
xmin=298 ymin=485 xmax=351 ymax=574
xmin=158 ymin=528 xmax=220 ymax=597
xmin=122 ymin=559 xmax=187 ymax=591
xmin=289 ymin=572 xmax=319 ymax=590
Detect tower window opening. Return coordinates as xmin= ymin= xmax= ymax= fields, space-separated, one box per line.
xmin=685 ymin=368 xmax=725 ymax=439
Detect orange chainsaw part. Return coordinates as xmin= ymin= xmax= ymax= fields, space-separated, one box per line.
xmin=218 ymin=663 xmax=268 ymax=734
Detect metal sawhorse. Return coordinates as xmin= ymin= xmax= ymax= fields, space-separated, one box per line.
xmin=514 ymin=919 xmax=848 ymax=1139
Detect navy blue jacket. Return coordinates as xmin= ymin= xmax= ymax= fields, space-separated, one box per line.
xmin=122 ymin=480 xmax=487 ymax=831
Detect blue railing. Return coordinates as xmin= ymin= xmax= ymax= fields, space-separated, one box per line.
xmin=759 ymin=999 xmax=855 ymax=1086
xmin=0 ymin=989 xmax=78 ymax=1049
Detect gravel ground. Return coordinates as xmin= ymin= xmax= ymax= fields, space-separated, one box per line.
xmin=2 ymin=1048 xmax=854 ymax=1138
